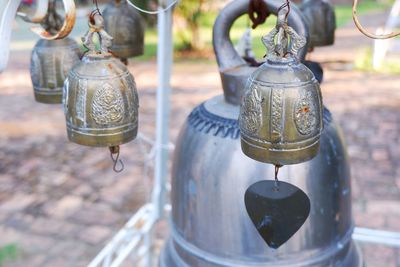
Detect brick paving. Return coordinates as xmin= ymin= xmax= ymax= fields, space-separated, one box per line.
xmin=0 ymin=9 xmax=399 ymax=267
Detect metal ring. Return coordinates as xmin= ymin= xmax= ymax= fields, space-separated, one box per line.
xmin=30 ymin=0 xmax=76 ymax=40
xmin=353 ymin=0 xmax=400 ymax=39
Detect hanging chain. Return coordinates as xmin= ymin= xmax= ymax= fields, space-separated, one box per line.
xmin=353 ymin=0 xmax=400 ymax=39
xmin=278 ymin=0 xmax=291 ymax=21
xmin=91 ymin=0 xmax=102 ymax=16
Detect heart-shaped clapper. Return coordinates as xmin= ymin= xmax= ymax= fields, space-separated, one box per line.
xmin=244 ymin=166 xmax=310 ymax=249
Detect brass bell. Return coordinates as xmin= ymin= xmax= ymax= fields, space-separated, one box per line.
xmin=30 ymin=1 xmax=81 ymax=104
xmin=300 ymin=0 xmax=336 ymax=48
xmin=239 ymin=7 xmax=323 ymax=165
xmin=63 ymin=13 xmax=139 ymax=169
xmin=103 ymin=0 xmax=145 ymax=62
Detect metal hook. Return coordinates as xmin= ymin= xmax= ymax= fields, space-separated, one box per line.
xmin=109 ymin=146 xmax=124 ymax=173
xmin=274 ymin=164 xmax=283 ymax=189
xmin=353 ymin=0 xmax=400 ymax=39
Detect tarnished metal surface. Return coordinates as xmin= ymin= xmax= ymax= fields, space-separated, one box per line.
xmin=30 ymin=1 xmax=81 ymax=104
xmin=239 ymin=7 xmax=323 ymax=165
xmin=103 ymin=0 xmax=145 ymax=60
xmin=30 ymin=38 xmax=80 ymax=103
xmin=213 ymin=0 xmax=309 ymax=106
xmin=160 ymin=96 xmax=362 ymax=267
xmin=300 ymin=0 xmax=336 ymax=48
xmin=63 ymin=14 xmax=138 ymax=147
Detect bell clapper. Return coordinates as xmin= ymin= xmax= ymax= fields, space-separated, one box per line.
xmin=109 ymin=146 xmax=125 ymax=173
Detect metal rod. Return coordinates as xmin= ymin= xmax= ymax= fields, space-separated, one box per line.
xmin=353 ymin=227 xmax=400 ymax=248
xmin=151 ymin=0 xmax=173 ymax=223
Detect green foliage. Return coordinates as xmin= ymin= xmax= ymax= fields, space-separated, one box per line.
xmin=0 ymin=244 xmax=18 ymax=267
xmin=139 ymin=0 xmax=391 ymax=60
xmin=175 ymin=0 xmax=206 ymax=50
xmin=355 ymin=48 xmax=400 ymax=74
xmin=335 ymin=0 xmax=391 ymax=27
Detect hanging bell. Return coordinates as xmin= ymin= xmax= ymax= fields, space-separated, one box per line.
xmin=30 ymin=0 xmax=81 ymax=104
xmin=300 ymin=0 xmax=336 ymax=48
xmin=239 ymin=7 xmax=323 ymax=165
xmin=103 ymin=0 xmax=145 ymax=62
xmin=63 ymin=13 xmax=139 ymax=150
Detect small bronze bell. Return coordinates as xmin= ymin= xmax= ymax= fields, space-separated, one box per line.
xmin=30 ymin=1 xmax=81 ymax=104
xmin=103 ymin=0 xmax=145 ymax=62
xmin=239 ymin=7 xmax=323 ymax=165
xmin=63 ymin=13 xmax=139 ymax=170
xmin=300 ymin=0 xmax=336 ymax=48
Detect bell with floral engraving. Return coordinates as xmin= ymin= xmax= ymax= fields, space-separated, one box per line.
xmin=300 ymin=0 xmax=336 ymax=48
xmin=30 ymin=0 xmax=81 ymax=104
xmin=103 ymin=0 xmax=145 ymax=63
xmin=239 ymin=8 xmax=323 ymax=165
xmin=63 ymin=13 xmax=138 ymax=168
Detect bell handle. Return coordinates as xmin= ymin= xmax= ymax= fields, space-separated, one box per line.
xmin=353 ymin=0 xmax=400 ymax=39
xmin=16 ymin=0 xmax=48 ymax=23
xmin=30 ymin=0 xmax=76 ymax=40
xmin=213 ymin=0 xmax=309 ymax=72
xmin=82 ymin=13 xmax=113 ymax=55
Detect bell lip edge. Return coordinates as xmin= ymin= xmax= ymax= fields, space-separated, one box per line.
xmin=240 ymin=136 xmax=320 ymax=165
xmin=66 ymin=127 xmax=138 ymax=148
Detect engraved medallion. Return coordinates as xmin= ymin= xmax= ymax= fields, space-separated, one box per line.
xmin=91 ymin=83 xmax=125 ymax=125
xmin=294 ymin=89 xmax=318 ymax=136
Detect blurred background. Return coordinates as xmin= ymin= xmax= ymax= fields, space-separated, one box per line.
xmin=0 ymin=0 xmax=400 ymax=266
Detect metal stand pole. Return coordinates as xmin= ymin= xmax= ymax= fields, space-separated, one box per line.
xmin=151 ymin=0 xmax=173 ymax=222
xmin=146 ymin=0 xmax=173 ymax=266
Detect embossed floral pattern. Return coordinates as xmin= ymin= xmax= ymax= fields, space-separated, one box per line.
xmin=91 ymin=83 xmax=125 ymax=125
xmin=240 ymin=84 xmax=263 ymax=135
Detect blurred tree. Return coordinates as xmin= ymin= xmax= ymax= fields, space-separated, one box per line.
xmin=175 ymin=0 xmax=207 ymax=51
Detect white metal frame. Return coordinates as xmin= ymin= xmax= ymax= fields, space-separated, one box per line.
xmin=372 ymin=0 xmax=400 ymax=69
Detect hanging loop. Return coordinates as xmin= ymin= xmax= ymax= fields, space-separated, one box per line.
xmin=262 ymin=2 xmax=306 ymax=59
xmin=353 ymin=0 xmax=400 ymax=39
xmin=109 ymin=146 xmax=124 ymax=173
xmin=39 ymin=0 xmax=63 ymax=34
xmin=30 ymin=0 xmax=76 ymax=40
xmin=82 ymin=12 xmax=113 ymax=55
xmin=248 ymin=0 xmax=270 ymax=29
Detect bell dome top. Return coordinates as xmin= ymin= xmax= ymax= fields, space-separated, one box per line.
xmin=251 ymin=60 xmax=317 ymax=86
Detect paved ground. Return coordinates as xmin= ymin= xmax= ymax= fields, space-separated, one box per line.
xmin=0 ymin=7 xmax=399 ymax=267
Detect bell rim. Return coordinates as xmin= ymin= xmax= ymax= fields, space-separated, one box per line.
xmin=240 ymin=134 xmax=320 ymax=165
xmin=66 ymin=124 xmax=138 ymax=147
